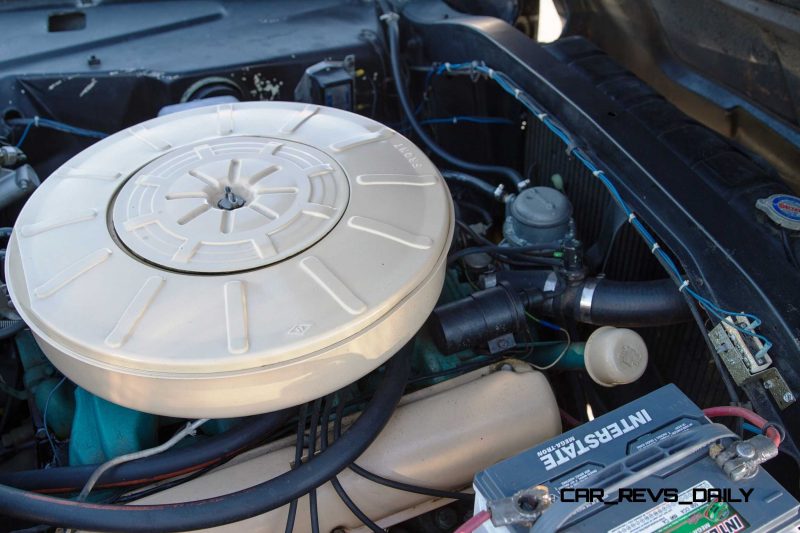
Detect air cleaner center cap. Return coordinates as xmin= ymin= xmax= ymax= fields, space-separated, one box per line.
xmin=112 ymin=137 xmax=349 ymax=273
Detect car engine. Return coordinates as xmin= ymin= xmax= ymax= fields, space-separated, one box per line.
xmin=0 ymin=1 xmax=798 ymax=532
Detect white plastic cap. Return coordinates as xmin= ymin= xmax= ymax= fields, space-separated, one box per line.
xmin=583 ymin=326 xmax=648 ymax=387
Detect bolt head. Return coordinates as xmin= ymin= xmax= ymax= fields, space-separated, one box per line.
xmin=764 ymin=380 xmax=774 ymax=390
xmin=735 ymin=442 xmax=756 ymax=459
xmin=783 ymin=392 xmax=796 ymax=403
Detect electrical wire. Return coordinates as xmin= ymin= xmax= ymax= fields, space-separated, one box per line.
xmin=447 ymin=243 xmax=561 ymax=266
xmin=454 ymin=509 xmax=491 ymax=533
xmin=8 ymin=117 xmax=108 ymax=148
xmin=76 ymin=419 xmax=209 ymax=502
xmin=348 ymin=463 xmax=473 ymax=502
xmin=0 ymin=352 xmax=410 ymax=532
xmin=743 ymin=422 xmax=763 ymax=436
xmin=703 ymin=406 xmax=782 ymax=447
xmin=42 ymin=376 xmax=67 ymax=466
xmin=1 ymin=408 xmax=294 ymax=493
xmin=444 ymin=170 xmax=504 ymax=201
xmin=419 ymin=115 xmax=514 ymax=126
xmin=110 ymin=457 xmax=234 ymax=504
xmin=425 ymin=60 xmax=773 ymax=359
xmin=683 ymin=292 xmax=741 ymax=405
xmin=284 ymin=403 xmax=309 ymax=533
xmin=307 ymin=398 xmax=323 ymax=533
xmin=332 ymin=393 xmax=473 ymax=504
xmin=14 ymin=122 xmax=33 ymax=148
xmin=525 ymin=313 xmax=571 ymax=371
xmin=378 ymin=6 xmax=526 ymax=190
xmin=324 ymin=395 xmax=385 ymax=533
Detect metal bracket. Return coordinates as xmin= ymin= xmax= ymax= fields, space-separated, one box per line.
xmin=488 ymin=332 xmax=517 ymax=354
xmin=710 ymin=322 xmax=796 ymax=409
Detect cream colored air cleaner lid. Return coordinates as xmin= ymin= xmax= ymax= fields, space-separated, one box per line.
xmin=6 ymin=102 xmax=454 ymax=418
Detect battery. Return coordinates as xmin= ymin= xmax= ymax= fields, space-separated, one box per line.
xmin=473 ymin=384 xmax=799 ymax=532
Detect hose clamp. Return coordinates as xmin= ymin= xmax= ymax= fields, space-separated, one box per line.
xmin=543 ymin=271 xmax=558 ymax=293
xmin=579 ymin=278 xmax=598 ymax=323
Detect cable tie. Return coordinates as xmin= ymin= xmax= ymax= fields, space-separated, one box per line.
xmin=678 ymin=280 xmax=690 ymax=292
xmin=445 ymin=62 xmax=452 ymax=73
xmin=592 ymin=169 xmax=604 ymax=177
xmin=487 ymin=68 xmax=495 ymax=79
xmin=537 ymin=113 xmax=548 ymax=121
xmin=564 ymin=143 xmax=578 ymax=157
xmin=514 ymin=88 xmax=521 ymax=99
xmin=650 ymin=242 xmax=660 ymax=254
xmin=493 ymin=183 xmax=505 ymax=200
xmin=628 ymin=213 xmax=637 ymax=223
xmin=379 ymin=12 xmax=399 ymax=23
xmin=34 ymin=116 xmax=40 ymax=127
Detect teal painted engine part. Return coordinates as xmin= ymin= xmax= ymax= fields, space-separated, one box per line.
xmin=15 ymin=331 xmax=73 ymax=440
xmin=68 ymin=388 xmax=159 ymax=466
xmin=15 ymin=332 xmax=162 ymax=465
xmin=412 ymin=269 xmax=477 ymax=378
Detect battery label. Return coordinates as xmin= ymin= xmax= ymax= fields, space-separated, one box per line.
xmin=609 ymin=481 xmax=750 ymax=533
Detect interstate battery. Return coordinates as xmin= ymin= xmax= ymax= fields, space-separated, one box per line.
xmin=473 ymin=384 xmax=799 ymax=532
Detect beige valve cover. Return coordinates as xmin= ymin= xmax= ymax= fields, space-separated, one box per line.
xmin=5 ymin=102 xmax=454 ymax=417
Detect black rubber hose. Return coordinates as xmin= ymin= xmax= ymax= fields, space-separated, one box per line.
xmin=439 ymin=274 xmax=690 ymax=332
xmin=307 ymin=398 xmax=323 ymax=533
xmin=0 ymin=352 xmax=409 ymax=532
xmin=447 ymin=243 xmax=561 ymax=266
xmin=332 ymin=389 xmax=472 ymax=503
xmin=441 ymin=170 xmax=500 ymax=200
xmin=381 ymin=6 xmax=525 ymax=190
xmin=0 ymin=408 xmax=294 ymax=493
xmin=284 ymin=402 xmax=309 ymax=533
xmin=331 ymin=478 xmax=384 ymax=533
xmin=349 ymin=463 xmax=473 ymax=502
xmin=324 ymin=395 xmax=384 ymax=533
xmin=581 ymin=278 xmax=691 ymax=327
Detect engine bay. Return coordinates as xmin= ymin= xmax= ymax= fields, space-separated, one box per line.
xmin=0 ymin=1 xmax=798 ymax=531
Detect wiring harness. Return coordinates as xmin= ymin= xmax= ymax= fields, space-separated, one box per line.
xmin=423 ymin=60 xmax=773 ymax=359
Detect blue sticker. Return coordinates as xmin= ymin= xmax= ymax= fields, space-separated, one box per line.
xmin=771 ymin=195 xmax=800 ymax=221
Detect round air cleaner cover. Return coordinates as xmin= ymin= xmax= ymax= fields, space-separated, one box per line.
xmin=6 ymin=102 xmax=453 ymax=417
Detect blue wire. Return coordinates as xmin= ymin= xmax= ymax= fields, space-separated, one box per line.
xmin=390 ymin=115 xmax=514 ymax=133
xmin=419 ymin=116 xmax=514 ymax=126
xmin=743 ymin=422 xmax=762 ymax=435
xmin=9 ymin=117 xmax=108 ymax=148
xmin=430 ymin=61 xmax=773 ymax=356
xmin=14 ymin=122 xmax=33 ymax=148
